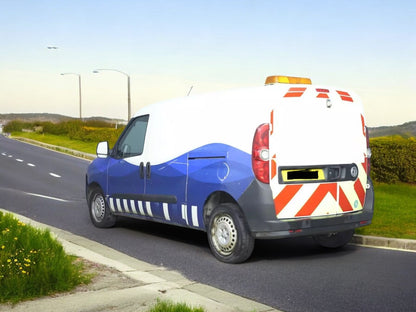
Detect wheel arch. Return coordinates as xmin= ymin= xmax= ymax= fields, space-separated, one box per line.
xmin=203 ymin=191 xmax=243 ymax=228
xmin=86 ymin=181 xmax=105 ymax=204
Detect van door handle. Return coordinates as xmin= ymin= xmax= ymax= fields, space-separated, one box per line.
xmin=146 ymin=162 xmax=151 ymax=179
xmin=140 ymin=162 xmax=144 ymax=179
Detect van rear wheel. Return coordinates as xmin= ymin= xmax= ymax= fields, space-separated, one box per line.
xmin=207 ymin=203 xmax=254 ymax=264
xmin=313 ymin=230 xmax=354 ymax=248
xmin=88 ymin=187 xmax=116 ymax=228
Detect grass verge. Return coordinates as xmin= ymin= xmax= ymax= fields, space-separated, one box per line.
xmin=10 ymin=132 xmax=97 ymax=155
xmin=355 ymin=183 xmax=416 ymax=239
xmin=0 ymin=212 xmax=91 ymax=303
xmin=148 ymin=299 xmax=205 ymax=312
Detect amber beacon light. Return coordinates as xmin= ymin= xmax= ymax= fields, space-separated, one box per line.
xmin=265 ymin=75 xmax=312 ymax=85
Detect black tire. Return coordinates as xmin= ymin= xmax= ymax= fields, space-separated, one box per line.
xmin=313 ymin=229 xmax=354 ymax=248
xmin=88 ymin=187 xmax=116 ymax=228
xmin=207 ymin=203 xmax=255 ymax=264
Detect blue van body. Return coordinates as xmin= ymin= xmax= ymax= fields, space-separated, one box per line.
xmin=86 ymin=77 xmax=374 ymax=263
xmin=87 ymin=142 xmax=254 ymax=230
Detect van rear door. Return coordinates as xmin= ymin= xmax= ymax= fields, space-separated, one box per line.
xmin=269 ymin=86 xmax=369 ymax=219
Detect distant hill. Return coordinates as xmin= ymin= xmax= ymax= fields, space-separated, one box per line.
xmin=0 ymin=113 xmax=73 ymax=123
xmin=369 ymin=121 xmax=416 ymax=138
xmin=0 ymin=113 xmax=125 ymax=125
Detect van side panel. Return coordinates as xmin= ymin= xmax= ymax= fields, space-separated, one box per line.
xmin=87 ymin=157 xmax=109 ymax=192
xmin=115 ymin=143 xmax=254 ymax=230
xmin=107 ymin=157 xmax=144 ymax=197
xmin=145 ymin=154 xmax=187 ymax=223
xmin=187 ymin=143 xmax=254 ymax=230
xmin=135 ymin=88 xmax=273 ymax=230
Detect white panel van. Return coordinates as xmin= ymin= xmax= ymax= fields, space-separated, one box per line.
xmin=86 ymin=75 xmax=374 ymax=263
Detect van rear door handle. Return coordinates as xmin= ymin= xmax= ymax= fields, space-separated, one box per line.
xmin=146 ymin=162 xmax=151 ymax=179
xmin=140 ymin=162 xmax=144 ymax=179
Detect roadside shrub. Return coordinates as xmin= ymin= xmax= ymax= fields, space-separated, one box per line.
xmin=3 ymin=120 xmax=33 ymax=133
xmin=40 ymin=121 xmax=68 ymax=135
xmin=66 ymin=125 xmax=124 ymax=146
xmin=65 ymin=120 xmax=85 ymax=139
xmin=370 ymin=136 xmax=416 ymax=184
xmin=5 ymin=119 xmax=124 ymax=146
xmin=84 ymin=119 xmax=117 ymax=128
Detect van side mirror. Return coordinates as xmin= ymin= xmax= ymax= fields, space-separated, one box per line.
xmin=96 ymin=141 xmax=109 ymax=158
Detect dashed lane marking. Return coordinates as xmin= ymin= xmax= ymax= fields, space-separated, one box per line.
xmin=24 ymin=192 xmax=70 ymax=202
xmin=1 ymin=151 xmax=60 ymax=178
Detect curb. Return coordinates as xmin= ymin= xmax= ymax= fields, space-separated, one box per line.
xmin=352 ymin=234 xmax=416 ymax=252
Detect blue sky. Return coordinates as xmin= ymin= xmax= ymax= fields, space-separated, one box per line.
xmin=1 ymin=0 xmax=415 ymax=125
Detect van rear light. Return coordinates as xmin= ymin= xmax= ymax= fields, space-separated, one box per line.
xmin=252 ymin=123 xmax=270 ymax=184
xmin=365 ymin=126 xmax=371 ymax=174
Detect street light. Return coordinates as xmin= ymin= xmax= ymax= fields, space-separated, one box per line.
xmin=61 ymin=73 xmax=82 ymax=119
xmin=93 ymin=69 xmax=131 ymax=121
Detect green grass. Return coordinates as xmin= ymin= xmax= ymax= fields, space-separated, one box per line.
xmin=148 ymin=299 xmax=205 ymax=312
xmin=11 ymin=132 xmax=97 ymax=155
xmin=356 ymin=183 xmax=416 ymax=239
xmin=0 ymin=212 xmax=91 ymax=303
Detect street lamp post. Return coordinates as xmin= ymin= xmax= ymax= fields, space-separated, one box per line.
xmin=61 ymin=73 xmax=82 ymax=119
xmin=93 ymin=69 xmax=131 ymax=121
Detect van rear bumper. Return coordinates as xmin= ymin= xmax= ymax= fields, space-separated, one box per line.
xmin=238 ymin=179 xmax=374 ymax=239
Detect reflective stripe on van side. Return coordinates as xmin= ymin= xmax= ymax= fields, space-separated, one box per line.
xmin=109 ymin=196 xmax=201 ymax=229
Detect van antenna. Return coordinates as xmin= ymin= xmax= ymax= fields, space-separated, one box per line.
xmin=187 ymin=85 xmax=193 ymax=96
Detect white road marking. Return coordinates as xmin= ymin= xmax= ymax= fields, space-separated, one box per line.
xmin=49 ymin=172 xmax=61 ymax=178
xmin=27 ymin=163 xmax=35 ymax=167
xmin=24 ymin=192 xmax=70 ymax=202
xmin=16 ymin=159 xmax=24 ymax=162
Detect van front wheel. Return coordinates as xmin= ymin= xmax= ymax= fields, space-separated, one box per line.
xmin=207 ymin=204 xmax=254 ymax=264
xmin=313 ymin=230 xmax=354 ymax=248
xmin=88 ymin=187 xmax=116 ymax=228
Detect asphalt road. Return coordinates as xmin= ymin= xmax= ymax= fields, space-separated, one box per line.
xmin=1 ymin=135 xmax=416 ymax=312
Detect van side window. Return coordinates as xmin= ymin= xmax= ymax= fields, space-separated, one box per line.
xmin=114 ymin=115 xmax=149 ymax=159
